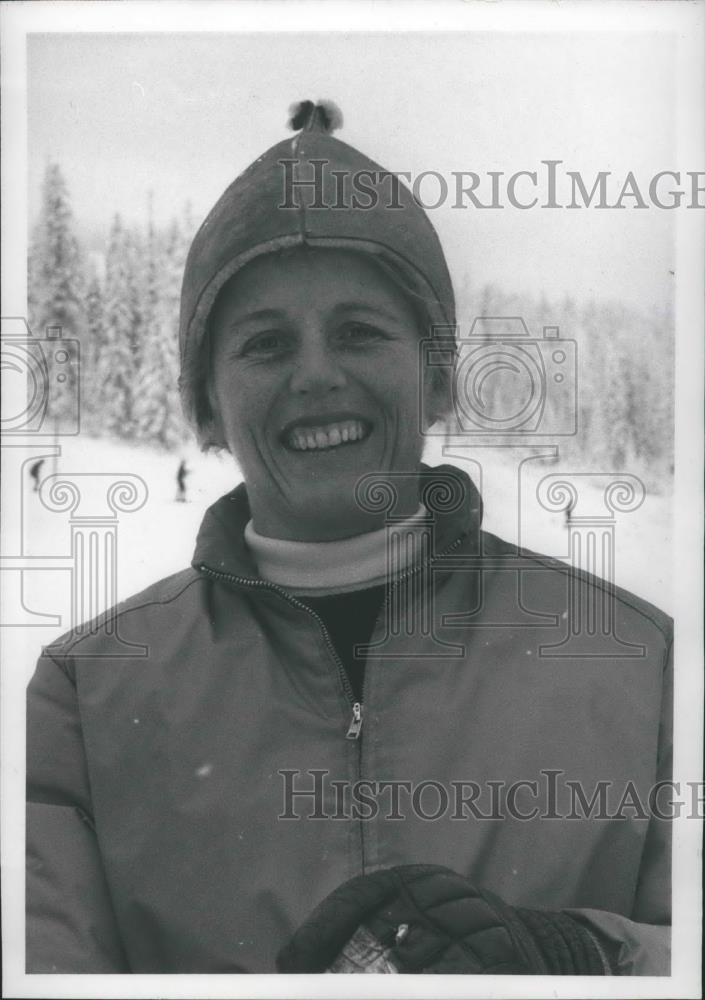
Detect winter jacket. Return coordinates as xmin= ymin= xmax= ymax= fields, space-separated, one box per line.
xmin=26 ymin=464 xmax=672 ymax=974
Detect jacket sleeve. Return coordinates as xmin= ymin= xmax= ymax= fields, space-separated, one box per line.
xmin=565 ymin=636 xmax=673 ymax=975
xmin=26 ymin=650 xmax=129 ymax=972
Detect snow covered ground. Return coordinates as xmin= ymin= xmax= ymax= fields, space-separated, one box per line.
xmin=10 ymin=433 xmax=672 ymax=686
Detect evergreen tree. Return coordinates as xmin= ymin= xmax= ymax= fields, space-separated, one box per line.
xmin=27 ymin=233 xmax=43 ymax=335
xmin=125 ymin=227 xmax=146 ymax=372
xmin=133 ymin=212 xmax=188 ymax=448
xmin=99 ymin=214 xmax=139 ymax=437
xmin=28 ymin=162 xmax=84 ymax=430
xmin=83 ymin=268 xmax=105 ymax=432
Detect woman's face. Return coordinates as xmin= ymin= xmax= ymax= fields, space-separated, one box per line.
xmin=208 ymin=248 xmax=432 ymax=541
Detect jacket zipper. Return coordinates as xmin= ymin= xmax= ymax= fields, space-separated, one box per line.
xmin=198 ymin=531 xmax=465 ymax=737
xmin=199 ymin=531 xmax=466 ymax=878
xmin=196 ymin=566 xmax=361 ymax=733
xmin=346 ymin=702 xmax=363 ymax=739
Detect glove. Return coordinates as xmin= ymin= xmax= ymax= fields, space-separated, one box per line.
xmin=277 ymin=864 xmax=612 ymax=974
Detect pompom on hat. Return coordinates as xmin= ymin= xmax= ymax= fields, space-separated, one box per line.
xmin=179 ymin=100 xmax=457 ymax=435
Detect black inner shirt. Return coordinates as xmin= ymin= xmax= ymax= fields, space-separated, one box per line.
xmin=297 ymin=585 xmax=386 ymax=703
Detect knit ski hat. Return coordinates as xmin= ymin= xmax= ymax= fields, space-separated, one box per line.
xmin=179 ymin=100 xmax=457 ymax=432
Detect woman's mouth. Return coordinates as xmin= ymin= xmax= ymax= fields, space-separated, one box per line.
xmin=282 ymin=418 xmax=372 ymax=452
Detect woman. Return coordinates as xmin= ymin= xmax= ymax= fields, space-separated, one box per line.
xmin=27 ymin=101 xmax=671 ymax=975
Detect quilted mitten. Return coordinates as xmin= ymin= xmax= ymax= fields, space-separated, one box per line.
xmin=277 ymin=864 xmax=612 ymax=974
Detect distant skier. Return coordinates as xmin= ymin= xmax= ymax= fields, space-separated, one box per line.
xmin=175 ymin=459 xmax=190 ymax=502
xmin=29 ymin=459 xmax=44 ymax=493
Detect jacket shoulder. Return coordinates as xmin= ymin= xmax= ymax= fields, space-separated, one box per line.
xmin=42 ymin=567 xmax=204 ymax=661
xmin=479 ymin=529 xmax=672 ymax=644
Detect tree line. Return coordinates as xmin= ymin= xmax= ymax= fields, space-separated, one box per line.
xmin=28 ymin=163 xmax=673 ymax=490
xmin=29 ymin=163 xmax=194 ymax=449
xmin=452 ymin=285 xmax=673 ymax=490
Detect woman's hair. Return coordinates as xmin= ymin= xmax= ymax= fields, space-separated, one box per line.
xmin=180 ymin=247 xmax=457 ymax=452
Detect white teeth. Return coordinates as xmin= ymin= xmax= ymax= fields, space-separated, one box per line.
xmin=286 ymin=419 xmax=370 ymax=451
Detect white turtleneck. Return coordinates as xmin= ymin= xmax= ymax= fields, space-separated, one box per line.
xmin=243 ymin=505 xmax=428 ymax=596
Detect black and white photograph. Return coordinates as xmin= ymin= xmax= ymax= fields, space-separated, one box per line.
xmin=1 ymin=2 xmax=703 ymax=997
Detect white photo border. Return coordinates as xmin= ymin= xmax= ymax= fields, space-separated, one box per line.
xmin=2 ymin=2 xmax=703 ymax=998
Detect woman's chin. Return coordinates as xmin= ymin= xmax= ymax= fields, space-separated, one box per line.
xmin=280 ymin=474 xmax=420 ymax=541
xmin=287 ymin=492 xmax=373 ymax=539
xmin=277 ymin=437 xmax=379 ymax=496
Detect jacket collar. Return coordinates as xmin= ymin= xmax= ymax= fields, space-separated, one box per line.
xmin=192 ymin=463 xmax=483 ymax=583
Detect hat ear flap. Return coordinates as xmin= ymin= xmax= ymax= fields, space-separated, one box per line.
xmin=200 ymin=379 xmax=229 ymax=452
xmin=198 ymin=420 xmax=227 ymax=453
xmin=422 ymin=364 xmax=453 ymax=431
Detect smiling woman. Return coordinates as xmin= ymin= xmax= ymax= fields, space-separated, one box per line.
xmin=206 ymin=248 xmax=434 ymax=540
xmin=26 ymin=100 xmax=672 ymax=977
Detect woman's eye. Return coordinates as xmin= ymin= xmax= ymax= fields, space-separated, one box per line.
xmin=338 ymin=323 xmax=385 ymax=346
xmin=242 ymin=331 xmax=288 ymax=357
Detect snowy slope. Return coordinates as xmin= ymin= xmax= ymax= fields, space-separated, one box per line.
xmin=13 ymin=434 xmax=672 ymax=685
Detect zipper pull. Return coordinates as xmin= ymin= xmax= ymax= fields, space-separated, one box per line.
xmin=346 ymin=702 xmax=363 ymax=740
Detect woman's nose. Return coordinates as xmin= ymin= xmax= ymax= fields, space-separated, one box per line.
xmin=288 ymin=336 xmax=347 ymax=394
